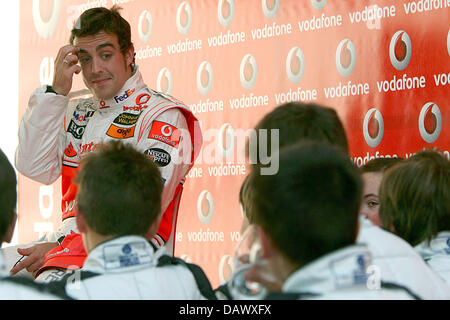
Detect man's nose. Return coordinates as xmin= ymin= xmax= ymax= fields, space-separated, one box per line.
xmin=91 ymin=56 xmax=103 ymax=73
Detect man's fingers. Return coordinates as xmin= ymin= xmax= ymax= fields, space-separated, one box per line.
xmin=26 ymin=260 xmax=44 ymax=273
xmin=10 ymin=256 xmax=35 ymax=275
xmin=57 ymin=45 xmax=79 ymax=60
xmin=17 ymin=247 xmax=32 ymax=256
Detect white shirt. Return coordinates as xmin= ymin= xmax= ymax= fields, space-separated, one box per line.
xmin=415 ymin=231 xmax=450 ymax=284
xmin=357 ymin=217 xmax=450 ymax=299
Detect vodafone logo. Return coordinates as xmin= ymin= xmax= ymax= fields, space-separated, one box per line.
xmin=161 ymin=125 xmax=173 ymax=137
xmin=32 ymin=0 xmax=60 ymax=39
xmin=336 ymin=39 xmax=356 ymax=77
xmin=447 ymin=29 xmax=450 ymax=56
xmin=311 ymin=0 xmax=328 ymax=10
xmin=262 ymin=0 xmax=280 ymax=19
xmin=157 ymin=67 xmax=172 ymax=94
xmin=177 ymin=1 xmax=192 ymax=35
xmin=219 ymin=254 xmax=234 ymax=284
xmin=218 ymin=0 xmax=234 ymax=27
xmin=197 ymin=190 xmax=214 ymax=224
xmin=197 ymin=61 xmax=214 ymax=95
xmin=240 ymin=54 xmax=258 ymax=89
xmin=389 ymin=30 xmax=412 ymax=71
xmin=286 ymin=46 xmax=305 ymax=84
xmin=363 ymin=108 xmax=384 ymax=148
xmin=419 ymin=102 xmax=442 ymax=143
xmin=219 ymin=123 xmax=236 ymax=159
xmin=138 ymin=10 xmax=152 ymax=43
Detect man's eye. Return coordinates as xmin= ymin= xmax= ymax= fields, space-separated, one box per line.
xmin=79 ymin=56 xmax=91 ymax=64
xmin=101 ymin=53 xmax=112 ymax=60
xmin=367 ymin=200 xmax=379 ymax=208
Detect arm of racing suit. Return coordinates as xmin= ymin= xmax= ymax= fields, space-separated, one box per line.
xmin=136 ymin=107 xmax=192 ymax=250
xmin=15 ymin=86 xmax=68 ymax=185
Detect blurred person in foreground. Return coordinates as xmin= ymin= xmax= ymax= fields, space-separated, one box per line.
xmin=237 ymin=102 xmax=450 ymax=299
xmin=248 ymin=141 xmax=414 ymax=299
xmin=0 ymin=149 xmax=67 ymax=299
xmin=7 ymin=5 xmax=201 ymax=280
xmin=49 ymin=141 xmax=215 ymax=299
xmin=379 ymin=149 xmax=450 ymax=283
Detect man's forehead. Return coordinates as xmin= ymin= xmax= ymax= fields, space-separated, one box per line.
xmin=74 ymin=32 xmax=119 ymax=51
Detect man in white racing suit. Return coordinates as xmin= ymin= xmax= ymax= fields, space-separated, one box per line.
xmin=42 ymin=141 xmax=213 ymax=299
xmin=8 ymin=6 xmax=202 ymax=278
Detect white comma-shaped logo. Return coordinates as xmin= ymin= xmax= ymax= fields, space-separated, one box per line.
xmin=177 ymin=1 xmax=193 ymax=35
xmin=32 ymin=0 xmax=61 ymax=39
xmin=389 ymin=30 xmax=412 ymax=71
xmin=286 ymin=46 xmax=305 ymax=84
xmin=311 ymin=0 xmax=328 ymax=10
xmin=262 ymin=0 xmax=280 ymax=19
xmin=336 ymin=39 xmax=356 ymax=77
xmin=363 ymin=108 xmax=384 ymax=148
xmin=197 ymin=61 xmax=214 ymax=95
xmin=240 ymin=54 xmax=258 ymax=90
xmin=419 ymin=102 xmax=442 ymax=144
xmin=138 ymin=10 xmax=152 ymax=43
xmin=218 ymin=0 xmax=234 ymax=27
xmin=157 ymin=67 xmax=172 ymax=95
xmin=197 ymin=190 xmax=214 ymax=224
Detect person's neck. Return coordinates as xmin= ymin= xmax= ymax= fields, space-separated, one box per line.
xmin=84 ymin=231 xmax=114 ymax=253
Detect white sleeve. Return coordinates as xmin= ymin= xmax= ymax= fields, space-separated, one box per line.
xmin=15 ymin=87 xmax=69 ymax=185
xmin=137 ymin=108 xmax=192 ymax=214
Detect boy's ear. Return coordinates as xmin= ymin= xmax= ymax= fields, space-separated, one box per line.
xmin=75 ymin=206 xmax=87 ymax=234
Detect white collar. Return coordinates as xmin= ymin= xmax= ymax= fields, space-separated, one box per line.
xmin=283 ymin=244 xmax=372 ymax=295
xmin=82 ymin=235 xmax=162 ymax=274
xmin=415 ymin=231 xmax=450 ymax=260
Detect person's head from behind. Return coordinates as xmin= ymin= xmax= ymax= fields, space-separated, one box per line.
xmin=249 ymin=141 xmax=362 ymax=283
xmin=379 ymin=149 xmax=450 ymax=247
xmin=239 ymin=174 xmax=256 ymax=235
xmin=0 ymin=149 xmax=17 ymax=247
xmin=248 ymin=102 xmax=349 ymax=171
xmin=359 ymin=157 xmax=404 ymax=226
xmin=74 ymin=141 xmax=163 ymax=252
xmin=70 ymin=6 xmax=135 ymax=100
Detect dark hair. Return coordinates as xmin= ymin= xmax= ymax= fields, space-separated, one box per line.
xmin=250 ymin=141 xmax=362 ymax=267
xmin=248 ymin=102 xmax=349 ymax=167
xmin=379 ymin=149 xmax=450 ymax=246
xmin=239 ymin=174 xmax=255 ymax=224
xmin=0 ymin=149 xmax=16 ymax=241
xmin=74 ymin=141 xmax=163 ymax=237
xmin=360 ymin=157 xmax=404 ymax=174
xmin=70 ymin=6 xmax=132 ymax=54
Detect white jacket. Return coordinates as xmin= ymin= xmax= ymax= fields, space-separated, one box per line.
xmin=60 ymin=236 xmax=210 ymax=300
xmin=0 ymin=251 xmax=62 ymax=299
xmin=357 ymin=217 xmax=450 ymax=299
xmin=415 ymin=231 xmax=450 ymax=284
xmin=280 ymin=245 xmax=413 ymax=299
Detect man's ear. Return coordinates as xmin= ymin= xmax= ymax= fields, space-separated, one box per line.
xmin=125 ymin=44 xmax=135 ymax=69
xmin=3 ymin=212 xmax=17 ymax=243
xmin=257 ymin=225 xmax=274 ymax=260
xmin=75 ymin=206 xmax=87 ymax=234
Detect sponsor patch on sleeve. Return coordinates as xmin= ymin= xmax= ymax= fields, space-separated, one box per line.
xmin=144 ymin=148 xmax=171 ymax=167
xmin=148 ymin=121 xmax=180 ymax=148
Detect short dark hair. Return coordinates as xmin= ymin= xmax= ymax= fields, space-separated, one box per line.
xmin=379 ymin=149 xmax=450 ymax=246
xmin=239 ymin=174 xmax=255 ymax=224
xmin=250 ymin=141 xmax=362 ymax=267
xmin=248 ymin=102 xmax=349 ymax=166
xmin=70 ymin=6 xmax=132 ymax=53
xmin=74 ymin=141 xmax=163 ymax=237
xmin=360 ymin=157 xmax=404 ymax=174
xmin=0 ymin=149 xmax=16 ymax=241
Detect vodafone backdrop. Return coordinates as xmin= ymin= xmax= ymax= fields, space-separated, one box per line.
xmin=18 ymin=0 xmax=449 ymax=286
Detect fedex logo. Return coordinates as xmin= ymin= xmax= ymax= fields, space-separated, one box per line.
xmin=114 ymin=88 xmax=135 ymax=103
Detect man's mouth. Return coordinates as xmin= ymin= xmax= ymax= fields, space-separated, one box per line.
xmin=91 ymin=78 xmax=111 ymax=86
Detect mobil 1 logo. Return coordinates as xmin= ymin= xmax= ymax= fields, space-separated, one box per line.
xmin=144 ymin=148 xmax=171 ymax=167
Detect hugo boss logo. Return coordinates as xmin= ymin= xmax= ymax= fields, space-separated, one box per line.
xmin=67 ymin=120 xmax=86 ymax=139
xmin=144 ymin=148 xmax=171 ymax=167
